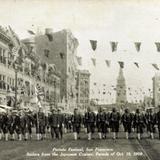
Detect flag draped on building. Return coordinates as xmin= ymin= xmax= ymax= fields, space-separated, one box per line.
xmin=134 ymin=42 xmax=141 ymax=52
xmin=90 ymin=40 xmax=97 ymax=51
xmin=110 ymin=41 xmax=118 ymax=52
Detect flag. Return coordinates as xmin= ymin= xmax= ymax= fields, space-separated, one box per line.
xmin=110 ymin=41 xmax=118 ymax=52
xmin=134 ymin=42 xmax=141 ymax=52
xmin=152 ymin=63 xmax=159 ymax=70
xmin=91 ymin=58 xmax=96 ymax=66
xmin=118 ymin=61 xmax=124 ymax=68
xmin=76 ymin=56 xmax=82 ymax=65
xmin=134 ymin=62 xmax=139 ymax=68
xmin=90 ymin=40 xmax=97 ymax=51
xmin=105 ymin=60 xmax=111 ymax=67
xmin=155 ymin=42 xmax=160 ymax=52
xmin=28 ymin=30 xmax=35 ymax=35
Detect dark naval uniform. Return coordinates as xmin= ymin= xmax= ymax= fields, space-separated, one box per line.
xmin=134 ymin=112 xmax=146 ymax=134
xmin=96 ymin=111 xmax=103 ymax=133
xmin=57 ymin=113 xmax=64 ymax=139
xmin=145 ymin=112 xmax=156 ymax=133
xmin=34 ymin=111 xmax=46 ymax=135
xmin=71 ymin=113 xmax=82 ymax=134
xmin=49 ymin=112 xmax=59 ymax=139
xmin=84 ymin=111 xmax=96 ymax=134
xmin=121 ymin=112 xmax=133 ymax=134
xmin=110 ymin=111 xmax=121 ymax=133
xmin=101 ymin=112 xmax=110 ymax=138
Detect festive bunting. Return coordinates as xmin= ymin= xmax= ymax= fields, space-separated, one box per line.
xmin=59 ymin=52 xmax=65 ymax=59
xmin=118 ymin=61 xmax=124 ymax=68
xmin=110 ymin=41 xmax=118 ymax=52
xmin=90 ymin=40 xmax=97 ymax=51
xmin=28 ymin=30 xmax=35 ymax=35
xmin=105 ymin=60 xmax=111 ymax=67
xmin=134 ymin=62 xmax=139 ymax=68
xmin=91 ymin=58 xmax=96 ymax=66
xmin=76 ymin=56 xmax=82 ymax=66
xmin=152 ymin=63 xmax=159 ymax=70
xmin=155 ymin=42 xmax=160 ymax=52
xmin=134 ymin=42 xmax=141 ymax=52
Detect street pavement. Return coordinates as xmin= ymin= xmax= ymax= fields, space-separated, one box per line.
xmin=0 ymin=131 xmax=160 ymax=160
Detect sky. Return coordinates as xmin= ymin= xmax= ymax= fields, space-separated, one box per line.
xmin=1 ymin=0 xmax=160 ymax=103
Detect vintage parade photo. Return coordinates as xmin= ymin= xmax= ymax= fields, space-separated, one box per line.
xmin=0 ymin=0 xmax=160 ymax=159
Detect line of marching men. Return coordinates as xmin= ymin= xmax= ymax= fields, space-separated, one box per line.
xmin=1 ymin=106 xmax=160 ymax=141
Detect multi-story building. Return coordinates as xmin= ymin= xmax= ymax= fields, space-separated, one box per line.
xmin=152 ymin=73 xmax=160 ymax=107
xmin=0 ymin=26 xmax=61 ymax=111
xmin=34 ymin=28 xmax=79 ymax=111
xmin=76 ymin=70 xmax=90 ymax=112
xmin=116 ymin=67 xmax=127 ymax=105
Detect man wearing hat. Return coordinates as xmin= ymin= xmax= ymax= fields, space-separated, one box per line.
xmin=57 ymin=109 xmax=64 ymax=139
xmin=133 ymin=108 xmax=146 ymax=140
xmin=109 ymin=107 xmax=121 ymax=140
xmin=121 ymin=108 xmax=133 ymax=139
xmin=34 ymin=108 xmax=46 ymax=140
xmin=84 ymin=107 xmax=96 ymax=140
xmin=49 ymin=109 xmax=59 ymax=139
xmin=71 ymin=108 xmax=82 ymax=140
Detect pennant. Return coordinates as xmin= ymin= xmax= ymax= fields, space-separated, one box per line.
xmin=152 ymin=63 xmax=159 ymax=70
xmin=105 ymin=60 xmax=111 ymax=67
xmin=28 ymin=30 xmax=35 ymax=35
xmin=91 ymin=58 xmax=96 ymax=66
xmin=76 ymin=56 xmax=82 ymax=66
xmin=134 ymin=62 xmax=139 ymax=68
xmin=134 ymin=42 xmax=141 ymax=52
xmin=90 ymin=40 xmax=97 ymax=51
xmin=155 ymin=42 xmax=160 ymax=52
xmin=110 ymin=41 xmax=118 ymax=52
xmin=59 ymin=52 xmax=65 ymax=59
xmin=118 ymin=61 xmax=124 ymax=68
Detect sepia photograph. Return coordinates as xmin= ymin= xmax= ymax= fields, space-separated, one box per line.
xmin=0 ymin=0 xmax=160 ymax=159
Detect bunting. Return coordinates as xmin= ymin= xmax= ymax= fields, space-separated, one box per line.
xmin=91 ymin=58 xmax=96 ymax=66
xmin=155 ymin=42 xmax=160 ymax=52
xmin=152 ymin=63 xmax=159 ymax=70
xmin=134 ymin=42 xmax=141 ymax=52
xmin=118 ymin=61 xmax=124 ymax=68
xmin=134 ymin=62 xmax=139 ymax=68
xmin=90 ymin=40 xmax=97 ymax=51
xmin=105 ymin=60 xmax=111 ymax=67
xmin=28 ymin=30 xmax=35 ymax=35
xmin=110 ymin=41 xmax=118 ymax=52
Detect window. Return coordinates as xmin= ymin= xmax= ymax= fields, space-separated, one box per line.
xmin=44 ymin=49 xmax=50 ymax=58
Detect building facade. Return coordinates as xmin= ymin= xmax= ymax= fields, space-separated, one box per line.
xmin=34 ymin=29 xmax=79 ymax=111
xmin=76 ymin=70 xmax=90 ymax=112
xmin=116 ymin=67 xmax=127 ymax=105
xmin=0 ymin=26 xmax=60 ymax=111
xmin=152 ymin=73 xmax=160 ymax=107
